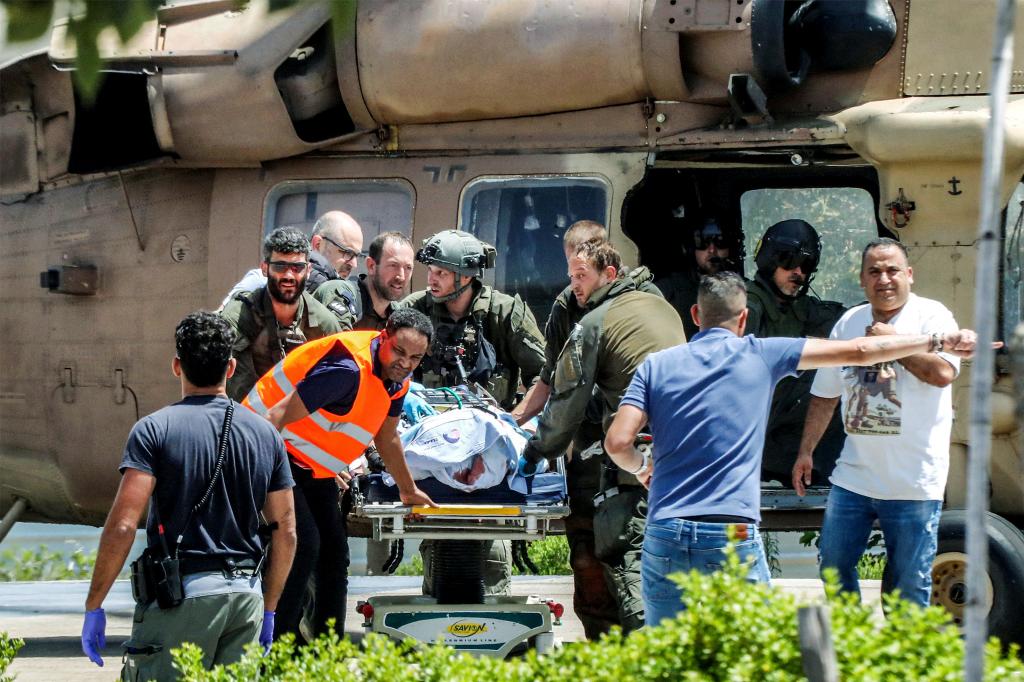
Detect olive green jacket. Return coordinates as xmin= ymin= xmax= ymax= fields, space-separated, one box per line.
xmin=220 ymin=287 xmax=342 ymax=401
xmin=653 ymin=270 xmax=700 ymax=340
xmin=540 ymin=266 xmax=663 ymax=386
xmin=396 ymin=282 xmax=546 ymax=409
xmin=744 ymin=275 xmax=847 ymax=478
xmin=524 ymin=275 xmax=686 ymax=462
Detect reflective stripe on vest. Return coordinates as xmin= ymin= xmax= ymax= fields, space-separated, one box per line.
xmin=243 ymin=330 xmax=401 ymax=478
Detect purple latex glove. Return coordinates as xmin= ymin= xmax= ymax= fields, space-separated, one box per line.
xmin=82 ymin=607 xmax=107 ymax=666
xmin=260 ymin=611 xmax=275 ymax=653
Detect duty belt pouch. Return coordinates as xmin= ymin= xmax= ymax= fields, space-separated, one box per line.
xmin=129 ymin=549 xmax=154 ymax=605
xmin=150 ymin=554 xmax=185 ymax=609
xmin=593 ymin=486 xmax=645 ymax=562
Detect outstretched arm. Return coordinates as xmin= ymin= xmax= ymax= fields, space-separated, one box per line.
xmin=797 ymin=330 xmax=982 ymax=370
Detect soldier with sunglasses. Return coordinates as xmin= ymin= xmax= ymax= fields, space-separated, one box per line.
xmin=746 ymin=219 xmax=846 ymax=487
xmin=221 ymin=227 xmax=342 ymax=402
xmin=654 ymin=214 xmax=743 ymax=340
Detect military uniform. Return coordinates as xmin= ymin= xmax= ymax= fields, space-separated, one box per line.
xmin=316 ymin=275 xmax=397 ymax=332
xmin=746 ymin=275 xmax=847 ymax=484
xmin=220 ymin=287 xmax=342 ymax=401
xmin=396 ymin=280 xmax=544 ymax=595
xmin=398 ymin=281 xmax=546 ymax=410
xmin=653 ymin=270 xmax=700 ymax=340
xmin=524 ymin=277 xmax=686 ymax=633
xmin=536 ymin=266 xmax=662 ymax=637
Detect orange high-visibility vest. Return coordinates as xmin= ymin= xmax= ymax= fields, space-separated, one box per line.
xmin=243 ymin=331 xmax=408 ymax=478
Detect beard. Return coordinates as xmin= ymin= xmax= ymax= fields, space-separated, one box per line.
xmin=267 ymin=272 xmax=307 ymax=304
xmin=370 ymin=271 xmax=406 ymax=302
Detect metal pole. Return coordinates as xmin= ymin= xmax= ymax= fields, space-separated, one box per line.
xmin=966 ymin=1 xmax=1017 ymax=679
xmin=0 ymin=497 xmax=27 ymax=544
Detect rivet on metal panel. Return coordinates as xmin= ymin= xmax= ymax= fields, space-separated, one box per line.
xmin=113 ymin=369 xmax=126 ymax=405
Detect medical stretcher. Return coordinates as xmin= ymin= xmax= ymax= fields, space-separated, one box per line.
xmin=350 ymin=385 xmax=570 ymax=657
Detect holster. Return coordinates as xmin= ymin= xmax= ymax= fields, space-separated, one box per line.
xmin=130 ymin=547 xmax=185 ymax=609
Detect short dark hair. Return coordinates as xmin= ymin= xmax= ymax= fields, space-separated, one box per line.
xmin=563 ymin=220 xmax=607 ymax=250
xmin=697 ymin=272 xmax=747 ymax=328
xmin=861 ymin=237 xmax=909 ymax=271
xmin=176 ymin=312 xmax=236 ymax=387
xmin=574 ymin=240 xmax=622 ymax=275
xmin=385 ymin=307 xmax=434 ymax=344
xmin=369 ymin=231 xmax=413 ymax=263
xmin=263 ymin=226 xmax=309 ymax=261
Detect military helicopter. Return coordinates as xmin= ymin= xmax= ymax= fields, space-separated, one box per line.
xmin=1 ymin=0 xmax=1022 ymax=645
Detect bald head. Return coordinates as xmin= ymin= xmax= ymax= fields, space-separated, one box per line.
xmin=312 ymin=210 xmax=364 ymax=278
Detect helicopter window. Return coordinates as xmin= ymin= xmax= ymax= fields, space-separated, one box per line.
xmin=740 ymin=187 xmax=878 ymax=306
xmin=459 ymin=175 xmax=609 ymax=321
xmin=1003 ymin=181 xmax=1023 ymax=340
xmin=265 ymin=179 xmax=415 ymax=277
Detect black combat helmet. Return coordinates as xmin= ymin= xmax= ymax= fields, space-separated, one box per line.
xmin=754 ymin=219 xmax=821 ymax=299
xmin=687 ymin=215 xmax=744 ymax=274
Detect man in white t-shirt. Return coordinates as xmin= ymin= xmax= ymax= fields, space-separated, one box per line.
xmin=793 ymin=238 xmax=961 ymax=607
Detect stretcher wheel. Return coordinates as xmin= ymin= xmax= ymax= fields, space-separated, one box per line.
xmin=431 ymin=539 xmax=486 ymax=604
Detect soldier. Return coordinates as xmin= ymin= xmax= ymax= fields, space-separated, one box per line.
xmin=220 ymin=212 xmax=362 ymax=329
xmin=397 ymin=229 xmax=546 ymax=597
xmin=654 ymin=213 xmax=743 ymax=340
xmin=314 ymin=231 xmax=415 ymax=331
xmin=221 ymin=227 xmax=342 ymax=402
xmin=746 ymin=219 xmax=846 ymax=486
xmin=510 ymin=220 xmax=661 ymax=639
xmin=520 ymin=240 xmax=686 ymax=634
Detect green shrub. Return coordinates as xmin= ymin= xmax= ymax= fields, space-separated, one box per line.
xmin=799 ymin=530 xmax=887 ymax=580
xmin=0 ymin=632 xmax=25 ymax=682
xmin=0 ymin=545 xmax=97 ymax=581
xmin=170 ymin=542 xmax=1024 ymax=681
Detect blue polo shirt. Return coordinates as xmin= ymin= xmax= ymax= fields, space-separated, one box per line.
xmin=620 ymin=327 xmax=805 ymax=523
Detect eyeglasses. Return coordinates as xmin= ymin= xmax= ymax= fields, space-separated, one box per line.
xmin=321 ymin=235 xmax=361 ymax=262
xmin=266 ymin=260 xmax=309 ymax=274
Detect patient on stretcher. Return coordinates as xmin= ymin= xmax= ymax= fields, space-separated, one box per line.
xmin=384 ymin=406 xmax=536 ymax=492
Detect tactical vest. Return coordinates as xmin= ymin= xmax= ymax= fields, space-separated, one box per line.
xmin=243 ymin=331 xmax=407 ymax=478
xmin=419 ymin=309 xmax=504 ymax=399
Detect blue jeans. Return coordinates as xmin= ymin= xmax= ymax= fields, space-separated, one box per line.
xmin=641 ymin=517 xmax=771 ymax=627
xmin=819 ymin=484 xmax=941 ymax=607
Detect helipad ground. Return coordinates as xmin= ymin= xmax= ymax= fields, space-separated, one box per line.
xmin=1 ymin=576 xmax=880 ymax=681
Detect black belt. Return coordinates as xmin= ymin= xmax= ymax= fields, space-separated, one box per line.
xmin=180 ymin=556 xmax=259 ymax=576
xmin=680 ymin=514 xmax=756 ymax=524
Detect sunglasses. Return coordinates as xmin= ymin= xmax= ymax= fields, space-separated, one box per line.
xmin=321 ymin=235 xmax=361 ymax=262
xmin=266 ymin=260 xmax=309 ymax=274
xmin=693 ymin=233 xmax=729 ymax=251
xmin=774 ymin=249 xmax=818 ymax=272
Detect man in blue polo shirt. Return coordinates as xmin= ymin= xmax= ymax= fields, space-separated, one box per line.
xmin=604 ymin=272 xmax=980 ymax=625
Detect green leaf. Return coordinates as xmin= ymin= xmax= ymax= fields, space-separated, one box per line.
xmin=2 ymin=0 xmax=55 ymax=43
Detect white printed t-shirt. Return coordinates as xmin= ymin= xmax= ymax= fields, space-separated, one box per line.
xmin=811 ymin=293 xmax=960 ymax=501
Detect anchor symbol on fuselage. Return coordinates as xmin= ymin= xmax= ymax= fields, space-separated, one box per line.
xmin=948 ymin=176 xmax=963 ymax=195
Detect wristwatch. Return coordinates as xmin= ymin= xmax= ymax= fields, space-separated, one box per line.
xmin=929 ymin=332 xmax=945 ymax=353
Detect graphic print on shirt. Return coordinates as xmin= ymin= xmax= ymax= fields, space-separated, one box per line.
xmin=842 ymin=362 xmax=902 ymax=435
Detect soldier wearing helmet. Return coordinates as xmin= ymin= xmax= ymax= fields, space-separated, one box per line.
xmin=654 ymin=211 xmax=744 ymax=339
xmin=397 ymin=230 xmax=546 ymax=410
xmin=747 ymin=219 xmax=846 ymax=486
xmin=396 ymin=229 xmax=547 ymax=598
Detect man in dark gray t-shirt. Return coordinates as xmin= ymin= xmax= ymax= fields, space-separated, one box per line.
xmin=82 ymin=312 xmax=296 ymax=679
